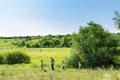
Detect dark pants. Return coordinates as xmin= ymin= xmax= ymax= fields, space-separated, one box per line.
xmin=63 ymin=66 xmax=65 ymax=70
xmin=51 ymin=64 xmax=55 ymax=71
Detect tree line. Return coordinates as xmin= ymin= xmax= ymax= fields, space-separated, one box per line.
xmin=0 ymin=34 xmax=72 ymax=48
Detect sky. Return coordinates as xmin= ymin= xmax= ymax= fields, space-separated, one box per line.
xmin=0 ymin=0 xmax=120 ymax=37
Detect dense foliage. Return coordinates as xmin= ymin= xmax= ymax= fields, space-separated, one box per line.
xmin=113 ymin=11 xmax=120 ymax=30
xmin=67 ymin=21 xmax=120 ymax=68
xmin=0 ymin=34 xmax=72 ymax=48
xmin=0 ymin=51 xmax=31 ymax=64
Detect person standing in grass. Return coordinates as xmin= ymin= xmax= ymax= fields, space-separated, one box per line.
xmin=40 ymin=60 xmax=44 ymax=72
xmin=78 ymin=61 xmax=81 ymax=69
xmin=50 ymin=57 xmax=55 ymax=71
xmin=61 ymin=60 xmax=65 ymax=70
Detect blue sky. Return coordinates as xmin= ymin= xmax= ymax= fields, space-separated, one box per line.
xmin=0 ymin=0 xmax=120 ymax=37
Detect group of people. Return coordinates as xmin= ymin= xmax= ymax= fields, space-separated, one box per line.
xmin=40 ymin=57 xmax=81 ymax=72
xmin=40 ymin=57 xmax=66 ymax=72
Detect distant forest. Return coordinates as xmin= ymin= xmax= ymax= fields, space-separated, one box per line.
xmin=0 ymin=34 xmax=72 ymax=48
xmin=0 ymin=33 xmax=120 ymax=49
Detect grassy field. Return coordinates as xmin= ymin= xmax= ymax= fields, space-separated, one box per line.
xmin=0 ymin=48 xmax=120 ymax=80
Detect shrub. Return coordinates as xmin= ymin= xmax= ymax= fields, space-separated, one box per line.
xmin=67 ymin=22 xmax=120 ymax=68
xmin=5 ymin=51 xmax=31 ymax=64
xmin=66 ymin=54 xmax=80 ymax=68
xmin=66 ymin=52 xmax=88 ymax=68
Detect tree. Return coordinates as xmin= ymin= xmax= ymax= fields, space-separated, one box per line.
xmin=113 ymin=11 xmax=120 ymax=30
xmin=52 ymin=38 xmax=61 ymax=47
xmin=61 ymin=34 xmax=72 ymax=47
xmin=25 ymin=40 xmax=39 ymax=48
xmin=67 ymin=21 xmax=120 ymax=68
xmin=39 ymin=37 xmax=52 ymax=47
xmin=61 ymin=36 xmax=68 ymax=47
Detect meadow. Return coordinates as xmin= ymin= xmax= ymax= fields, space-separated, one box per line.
xmin=0 ymin=48 xmax=120 ymax=80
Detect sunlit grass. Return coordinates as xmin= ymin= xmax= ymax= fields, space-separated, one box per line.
xmin=0 ymin=64 xmax=120 ymax=80
xmin=0 ymin=48 xmax=120 ymax=80
xmin=25 ymin=48 xmax=70 ymax=64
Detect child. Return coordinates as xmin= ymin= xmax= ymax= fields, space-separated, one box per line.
xmin=40 ymin=60 xmax=44 ymax=72
xmin=61 ymin=60 xmax=65 ymax=70
xmin=78 ymin=61 xmax=81 ymax=69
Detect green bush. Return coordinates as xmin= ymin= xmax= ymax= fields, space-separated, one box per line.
xmin=66 ymin=52 xmax=88 ymax=68
xmin=66 ymin=54 xmax=80 ymax=68
xmin=67 ymin=22 xmax=120 ymax=68
xmin=0 ymin=54 xmax=4 ymax=64
xmin=5 ymin=51 xmax=31 ymax=64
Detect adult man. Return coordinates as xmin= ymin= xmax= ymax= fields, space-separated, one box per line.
xmin=50 ymin=57 xmax=55 ymax=71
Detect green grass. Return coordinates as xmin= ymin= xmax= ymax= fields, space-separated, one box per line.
xmin=0 ymin=64 xmax=120 ymax=80
xmin=0 ymin=48 xmax=120 ymax=80
xmin=0 ymin=48 xmax=70 ymax=64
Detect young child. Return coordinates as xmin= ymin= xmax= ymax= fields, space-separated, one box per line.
xmin=61 ymin=60 xmax=65 ymax=70
xmin=40 ymin=60 xmax=44 ymax=72
xmin=78 ymin=61 xmax=81 ymax=69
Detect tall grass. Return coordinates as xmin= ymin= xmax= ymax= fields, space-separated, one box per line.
xmin=0 ymin=64 xmax=120 ymax=80
xmin=0 ymin=48 xmax=120 ymax=80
